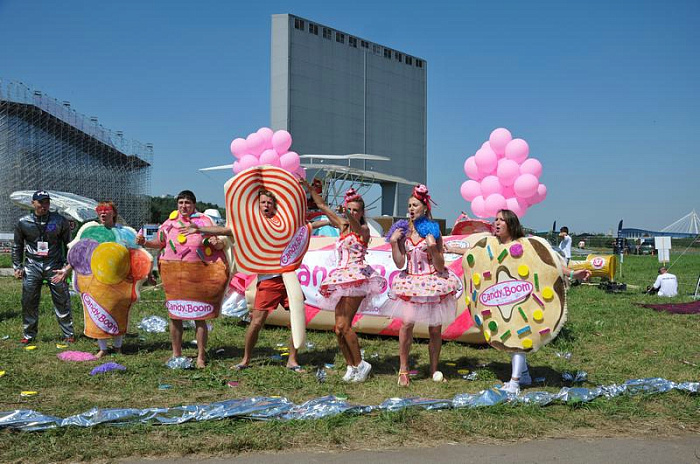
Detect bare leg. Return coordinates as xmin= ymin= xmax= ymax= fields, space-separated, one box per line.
xmin=195 ymin=320 xmax=208 ymax=368
xmin=335 ymin=296 xmax=363 ymax=367
xmin=171 ymin=319 xmax=184 ymax=358
xmin=399 ymin=322 xmax=414 ymax=384
xmin=428 ymin=325 xmax=443 ymax=375
xmin=239 ymin=310 xmax=269 ymax=367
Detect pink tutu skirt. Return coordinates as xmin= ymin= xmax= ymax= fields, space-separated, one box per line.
xmin=318 ymin=264 xmax=387 ymax=313
xmin=380 ymin=270 xmax=459 ymax=326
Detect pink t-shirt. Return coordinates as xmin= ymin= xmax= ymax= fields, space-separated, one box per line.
xmin=156 ymin=212 xmax=226 ymax=263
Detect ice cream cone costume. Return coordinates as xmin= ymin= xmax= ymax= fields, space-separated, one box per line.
xmin=156 ymin=211 xmax=230 ymax=320
xmin=68 ymin=222 xmax=153 ymax=339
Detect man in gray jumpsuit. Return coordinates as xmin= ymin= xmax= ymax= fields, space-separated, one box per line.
xmin=12 ymin=190 xmax=75 ymax=343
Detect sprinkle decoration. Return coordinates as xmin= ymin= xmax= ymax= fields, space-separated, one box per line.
xmin=483 ymin=271 xmax=492 ymax=279
xmin=518 ymin=307 xmax=528 ymax=321
xmin=534 ymin=273 xmax=540 ymax=291
xmin=481 ymin=309 xmax=491 ymax=317
xmin=539 ymin=327 xmax=551 ymax=335
xmin=486 ymin=245 xmax=494 ymax=260
xmin=497 ymin=249 xmax=508 ymax=263
xmin=474 ymin=315 xmax=482 ymax=326
xmin=532 ymin=293 xmax=544 ymax=307
xmin=517 ymin=325 xmax=531 ymax=335
xmin=168 ymin=240 xmax=177 ymax=253
xmin=499 ymin=329 xmax=511 ymax=341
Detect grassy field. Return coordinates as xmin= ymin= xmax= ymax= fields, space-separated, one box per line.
xmin=0 ymin=252 xmax=698 ymax=463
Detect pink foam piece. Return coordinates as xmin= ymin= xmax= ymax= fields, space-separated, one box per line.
xmin=57 ymin=351 xmax=98 ymax=362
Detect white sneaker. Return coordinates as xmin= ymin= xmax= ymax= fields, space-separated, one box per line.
xmin=500 ymin=380 xmax=520 ymax=395
xmin=353 ymin=360 xmax=372 ymax=383
xmin=519 ymin=369 xmax=532 ymax=386
xmin=343 ymin=365 xmax=357 ymax=382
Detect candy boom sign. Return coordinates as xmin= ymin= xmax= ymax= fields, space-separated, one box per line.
xmin=479 ymin=280 xmax=533 ymax=307
xmin=82 ymin=293 xmax=120 ymax=335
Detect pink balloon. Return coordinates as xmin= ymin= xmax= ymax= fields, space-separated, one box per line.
xmin=272 ymin=130 xmax=293 ymax=154
xmin=460 ymin=180 xmax=481 ymax=202
xmin=513 ymin=173 xmax=539 ymax=199
xmin=519 ymin=158 xmax=542 ymax=178
xmin=529 ymin=183 xmax=548 ymax=204
xmin=232 ymin=161 xmax=241 ymax=174
xmin=239 ymin=154 xmax=259 ymax=171
xmin=464 ymin=156 xmax=483 ymax=180
xmin=484 ymin=194 xmax=507 ymax=218
xmin=496 ymin=159 xmax=520 ymax=187
xmin=505 ymin=138 xmax=529 ymax=163
xmin=474 ymin=147 xmax=498 ymax=174
xmin=280 ymin=151 xmax=300 ymax=172
xmin=259 ymin=149 xmax=281 ymax=167
xmin=489 ymin=128 xmax=512 ymax=156
xmin=257 ymin=127 xmax=274 ymax=150
xmin=246 ymin=133 xmax=265 ymax=156
xmin=502 ymin=184 xmax=516 ymax=199
xmin=230 ymin=138 xmax=248 ymax=159
xmin=506 ymin=197 xmax=528 ymax=218
xmin=471 ymin=195 xmax=486 ymax=218
xmin=480 ymin=175 xmax=502 ymax=197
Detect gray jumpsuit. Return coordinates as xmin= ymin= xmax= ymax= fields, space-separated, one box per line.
xmin=12 ymin=211 xmax=74 ymax=341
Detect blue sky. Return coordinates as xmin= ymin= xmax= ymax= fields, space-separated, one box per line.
xmin=1 ymin=0 xmax=698 ymax=233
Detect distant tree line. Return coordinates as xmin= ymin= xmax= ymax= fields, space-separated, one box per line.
xmin=149 ymin=196 xmax=225 ymax=224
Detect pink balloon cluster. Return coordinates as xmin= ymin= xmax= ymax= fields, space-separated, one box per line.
xmin=461 ymin=128 xmax=547 ymax=218
xmin=230 ymin=127 xmax=306 ymax=178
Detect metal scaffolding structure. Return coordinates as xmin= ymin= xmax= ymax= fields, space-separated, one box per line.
xmin=0 ymin=80 xmax=153 ymax=232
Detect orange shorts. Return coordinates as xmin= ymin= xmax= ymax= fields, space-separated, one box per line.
xmin=254 ymin=276 xmax=289 ymax=311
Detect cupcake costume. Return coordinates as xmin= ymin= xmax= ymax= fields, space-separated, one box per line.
xmin=383 ymin=218 xmax=459 ymax=326
xmin=156 ymin=211 xmax=229 ymax=320
xmin=318 ymin=232 xmax=386 ymax=312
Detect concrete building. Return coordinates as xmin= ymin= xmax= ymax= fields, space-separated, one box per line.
xmin=270 ymin=14 xmax=427 ymax=215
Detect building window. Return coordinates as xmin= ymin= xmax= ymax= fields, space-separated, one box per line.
xmin=309 ymin=23 xmax=318 ymax=35
xmin=294 ymin=18 xmax=305 ymax=30
xmin=416 ymin=59 xmax=424 ymax=68
xmin=394 ymin=51 xmax=403 ymax=62
xmin=323 ymin=27 xmax=332 ymax=39
xmin=373 ymin=44 xmax=380 ymax=54
xmin=349 ymin=36 xmax=357 ymax=48
xmin=361 ymin=40 xmax=369 ymax=49
xmin=406 ymin=56 xmax=413 ymax=65
xmin=336 ymin=32 xmax=345 ymax=43
xmin=384 ymin=48 xmax=391 ymax=59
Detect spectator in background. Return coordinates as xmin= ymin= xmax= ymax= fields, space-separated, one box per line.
xmin=556 ymin=226 xmax=572 ymax=264
xmin=649 ymin=267 xmax=678 ymax=297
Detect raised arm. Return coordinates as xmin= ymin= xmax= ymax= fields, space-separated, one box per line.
xmin=389 ymin=228 xmax=406 ymax=269
xmin=299 ymin=178 xmax=346 ymax=230
xmin=180 ymin=224 xmax=232 ymax=237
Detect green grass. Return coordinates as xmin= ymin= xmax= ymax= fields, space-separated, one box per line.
xmin=0 ymin=253 xmax=698 ymax=463
xmin=0 ymin=253 xmax=11 ymax=268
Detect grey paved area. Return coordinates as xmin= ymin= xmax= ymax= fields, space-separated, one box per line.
xmin=124 ymin=436 xmax=700 ymax=463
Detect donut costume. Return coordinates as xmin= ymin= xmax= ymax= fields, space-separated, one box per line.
xmin=317 ymin=232 xmax=387 ymax=312
xmin=383 ymin=217 xmax=460 ymax=326
xmin=68 ymin=222 xmax=152 ymax=339
xmin=156 ymin=211 xmax=229 ymax=320
xmin=463 ymin=235 xmax=568 ymax=353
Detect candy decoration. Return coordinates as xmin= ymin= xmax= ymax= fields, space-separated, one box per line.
xmin=82 ymin=225 xmax=116 ymax=244
xmin=499 ymin=329 xmax=511 ymax=341
xmin=539 ymin=327 xmax=551 ymax=335
xmin=481 ymin=309 xmax=492 ymax=317
xmin=484 ymin=330 xmax=491 ymax=342
xmin=486 ymin=245 xmax=494 ymax=260
xmin=204 ymin=247 xmax=212 ymax=256
xmin=464 ymin=235 xmax=567 ymax=353
xmin=67 ymin=239 xmax=99 ymax=275
xmin=169 ymin=211 xmax=178 ymax=220
xmin=472 ymin=273 xmax=481 ymax=286
xmin=483 ymin=271 xmax=492 ymax=279
xmin=509 ymin=243 xmax=523 ymax=258
xmin=522 ymin=338 xmax=533 ymax=349
xmin=542 ymin=286 xmax=554 ymax=300
xmin=518 ymin=306 xmax=528 ymax=321
xmin=224 ymin=166 xmax=310 ymax=274
xmin=91 ymin=242 xmax=130 ymax=285
xmin=518 ymin=264 xmax=529 ymax=277
xmin=168 ymin=240 xmax=177 ymax=253
xmin=177 ymin=234 xmax=187 ymax=244
xmin=474 ymin=315 xmax=482 ymax=326
xmin=517 ymin=325 xmax=531 ymax=335
xmin=466 ymin=254 xmax=475 ymax=266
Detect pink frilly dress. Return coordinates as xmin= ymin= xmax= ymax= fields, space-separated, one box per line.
xmin=383 ymin=237 xmax=459 ymax=326
xmin=318 ymin=232 xmax=387 ymax=312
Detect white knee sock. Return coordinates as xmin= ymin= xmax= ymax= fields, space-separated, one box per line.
xmin=511 ymin=353 xmax=527 ymax=382
xmin=113 ymin=335 xmax=123 ymax=348
xmin=97 ymin=339 xmax=109 ymax=351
